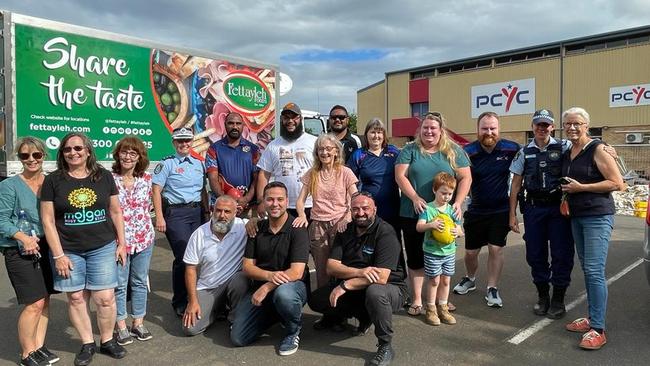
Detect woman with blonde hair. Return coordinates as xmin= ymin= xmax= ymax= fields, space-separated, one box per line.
xmin=395 ymin=112 xmax=471 ymax=316
xmin=294 ymin=134 xmax=358 ymax=289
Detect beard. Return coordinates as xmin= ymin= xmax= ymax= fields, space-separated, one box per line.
xmin=227 ymin=128 xmax=241 ymax=140
xmin=354 ymin=215 xmax=375 ymax=228
xmin=280 ymin=121 xmax=304 ymax=141
xmin=479 ymin=134 xmax=498 ymax=148
xmin=211 ymin=218 xmax=234 ymax=234
xmin=329 ymin=122 xmax=346 ymax=133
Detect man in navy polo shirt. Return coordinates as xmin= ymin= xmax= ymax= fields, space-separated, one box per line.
xmin=453 ymin=112 xmax=520 ymax=308
xmin=206 ymin=112 xmax=260 ymax=215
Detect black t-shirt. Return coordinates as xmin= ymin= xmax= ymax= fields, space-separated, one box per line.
xmin=339 ymin=131 xmax=363 ymax=163
xmin=330 ymin=217 xmax=406 ymax=288
xmin=41 ymin=168 xmax=118 ymax=252
xmin=245 ymin=214 xmax=310 ymax=288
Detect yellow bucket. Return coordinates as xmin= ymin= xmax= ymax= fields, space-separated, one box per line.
xmin=635 ymin=200 xmax=648 ymax=218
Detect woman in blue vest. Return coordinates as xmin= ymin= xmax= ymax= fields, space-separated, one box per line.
xmin=560 ymin=107 xmax=624 ymax=351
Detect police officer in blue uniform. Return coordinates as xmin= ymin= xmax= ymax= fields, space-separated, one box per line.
xmin=153 ymin=127 xmax=209 ymax=317
xmin=509 ymin=109 xmax=573 ymax=319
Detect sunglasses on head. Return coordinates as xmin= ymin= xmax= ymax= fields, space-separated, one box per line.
xmin=330 ymin=115 xmax=348 ymax=121
xmin=18 ymin=152 xmax=44 ymax=160
xmin=62 ymin=145 xmax=85 ymax=153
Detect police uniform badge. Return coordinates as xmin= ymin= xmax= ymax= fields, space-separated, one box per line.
xmin=548 ymin=150 xmax=561 ymax=161
xmin=154 ymin=163 xmax=163 ymax=174
xmin=242 ymin=146 xmax=251 ymax=153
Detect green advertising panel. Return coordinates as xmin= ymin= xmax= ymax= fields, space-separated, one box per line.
xmin=14 ymin=24 xmax=277 ymax=163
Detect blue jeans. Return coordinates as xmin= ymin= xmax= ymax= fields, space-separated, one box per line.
xmin=115 ymin=245 xmax=154 ymax=321
xmin=571 ymin=215 xmax=614 ymax=330
xmin=230 ymin=281 xmax=307 ymax=347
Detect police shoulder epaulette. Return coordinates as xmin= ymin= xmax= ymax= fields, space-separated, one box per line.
xmin=161 ymin=155 xmax=175 ymax=161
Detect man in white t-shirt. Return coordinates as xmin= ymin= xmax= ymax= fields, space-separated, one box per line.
xmin=256 ymin=102 xmax=318 ymax=218
xmin=182 ymin=195 xmax=249 ymax=336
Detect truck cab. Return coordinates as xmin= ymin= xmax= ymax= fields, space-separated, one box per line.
xmin=301 ymin=109 xmax=327 ymax=137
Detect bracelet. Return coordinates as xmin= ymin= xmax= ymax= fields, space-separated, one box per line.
xmin=52 ymin=253 xmax=65 ymax=260
xmin=339 ymin=281 xmax=351 ymax=292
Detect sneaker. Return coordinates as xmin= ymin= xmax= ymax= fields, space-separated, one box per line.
xmin=453 ymin=277 xmax=476 ymax=295
xmin=99 ymin=338 xmax=127 ymax=359
xmin=579 ymin=329 xmax=607 ymax=350
xmin=369 ymin=342 xmax=394 ymax=366
xmin=74 ymin=343 xmax=96 ymax=366
xmin=485 ymin=287 xmax=503 ymax=308
xmin=115 ymin=327 xmax=133 ymax=345
xmin=278 ymin=330 xmax=300 ymax=356
xmin=130 ymin=325 xmax=153 ymax=341
xmin=36 ymin=346 xmax=60 ymax=364
xmin=20 ymin=351 xmax=49 ymax=366
xmin=566 ymin=318 xmax=591 ymax=333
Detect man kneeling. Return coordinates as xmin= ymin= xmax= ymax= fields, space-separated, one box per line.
xmin=230 ymin=182 xmax=310 ymax=356
xmin=182 ymin=195 xmax=249 ymax=336
xmin=309 ymin=192 xmax=407 ymax=366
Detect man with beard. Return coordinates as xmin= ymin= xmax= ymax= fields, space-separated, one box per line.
xmin=205 ymin=112 xmax=260 ymax=215
xmin=328 ymin=105 xmax=362 ymax=162
xmin=453 ymin=112 xmax=520 ymax=308
xmin=182 ymin=195 xmax=249 ymax=336
xmin=309 ymin=192 xmax=407 ymax=366
xmin=231 ymin=182 xmax=310 ymax=356
xmin=257 ymin=103 xmax=317 ymax=218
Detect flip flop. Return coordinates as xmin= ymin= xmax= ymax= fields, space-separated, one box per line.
xmin=407 ymin=304 xmax=423 ymax=316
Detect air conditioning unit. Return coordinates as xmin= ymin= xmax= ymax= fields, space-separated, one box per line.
xmin=625 ymin=133 xmax=644 ymax=144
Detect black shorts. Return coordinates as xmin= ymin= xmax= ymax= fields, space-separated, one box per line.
xmin=463 ymin=211 xmax=510 ymax=250
xmin=3 ymin=240 xmax=57 ymax=304
xmin=400 ymin=216 xmax=425 ymax=270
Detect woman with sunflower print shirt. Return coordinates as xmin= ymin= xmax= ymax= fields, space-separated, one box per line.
xmin=41 ymin=132 xmax=128 ymax=365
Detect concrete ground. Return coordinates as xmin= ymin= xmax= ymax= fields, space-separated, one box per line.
xmin=1 ymin=215 xmax=648 ymax=366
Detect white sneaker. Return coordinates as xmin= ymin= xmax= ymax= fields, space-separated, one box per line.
xmin=453 ymin=276 xmax=476 ymax=295
xmin=485 ymin=287 xmax=503 ymax=308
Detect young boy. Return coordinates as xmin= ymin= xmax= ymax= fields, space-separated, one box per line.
xmin=416 ymin=172 xmax=463 ymax=326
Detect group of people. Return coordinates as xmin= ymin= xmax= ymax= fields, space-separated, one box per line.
xmin=0 ymin=101 xmax=625 ymax=366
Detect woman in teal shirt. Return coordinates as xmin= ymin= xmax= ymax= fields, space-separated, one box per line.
xmin=0 ymin=137 xmax=59 ymax=366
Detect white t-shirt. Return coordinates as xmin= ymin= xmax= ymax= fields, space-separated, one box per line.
xmin=183 ymin=218 xmax=248 ymax=291
xmin=257 ymin=133 xmax=317 ymax=209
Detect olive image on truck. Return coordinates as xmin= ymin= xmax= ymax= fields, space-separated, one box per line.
xmin=0 ymin=10 xmax=280 ymax=178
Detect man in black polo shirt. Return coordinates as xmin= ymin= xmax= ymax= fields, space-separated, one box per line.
xmin=230 ymin=182 xmax=309 ymax=357
xmin=309 ymin=192 xmax=407 ymax=366
xmin=328 ymin=104 xmax=362 ymax=162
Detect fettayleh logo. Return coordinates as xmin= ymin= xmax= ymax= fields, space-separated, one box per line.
xmin=222 ymin=71 xmax=271 ymax=115
xmin=610 ymin=83 xmax=650 ymax=107
xmin=471 ymin=78 xmax=535 ymax=118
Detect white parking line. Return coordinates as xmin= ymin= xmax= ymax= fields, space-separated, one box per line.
xmin=506 ymin=258 xmax=644 ymax=345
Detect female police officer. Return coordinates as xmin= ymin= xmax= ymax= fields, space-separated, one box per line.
xmin=153 ymin=127 xmax=209 ymax=317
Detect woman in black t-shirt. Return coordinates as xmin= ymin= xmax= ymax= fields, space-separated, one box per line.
xmin=41 ymin=133 xmax=128 ymax=364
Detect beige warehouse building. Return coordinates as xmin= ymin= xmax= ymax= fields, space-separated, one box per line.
xmin=358 ymin=25 xmax=650 ymax=179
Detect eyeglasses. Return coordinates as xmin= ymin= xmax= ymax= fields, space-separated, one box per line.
xmin=563 ymin=122 xmax=585 ymax=129
xmin=281 ymin=113 xmax=300 ymax=120
xmin=62 ymin=145 xmax=85 ymax=153
xmin=317 ymin=146 xmax=337 ymax=153
xmin=329 ymin=115 xmax=348 ymax=121
xmin=119 ymin=150 xmax=139 ymax=158
xmin=18 ymin=152 xmax=44 ymax=160
xmin=175 ymin=139 xmax=192 ymax=144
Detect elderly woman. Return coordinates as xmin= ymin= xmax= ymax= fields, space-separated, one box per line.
xmin=41 ymin=132 xmax=128 ymax=365
xmin=395 ymin=112 xmax=471 ymax=316
xmin=347 ymin=118 xmax=401 ymax=232
xmin=560 ymin=107 xmax=624 ymax=350
xmin=294 ymin=134 xmax=358 ymax=289
xmin=111 ymin=137 xmax=155 ymax=345
xmin=0 ymin=137 xmax=59 ymax=366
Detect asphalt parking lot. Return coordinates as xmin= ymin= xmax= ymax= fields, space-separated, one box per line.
xmin=1 ymin=215 xmax=648 ymax=366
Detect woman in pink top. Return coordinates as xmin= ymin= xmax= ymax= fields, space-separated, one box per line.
xmin=294 ymin=134 xmax=358 ymax=288
xmin=111 ymin=136 xmax=156 ymax=345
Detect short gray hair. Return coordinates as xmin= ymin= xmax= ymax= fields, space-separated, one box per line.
xmin=562 ymin=107 xmax=590 ymax=125
xmin=214 ymin=195 xmax=238 ymax=209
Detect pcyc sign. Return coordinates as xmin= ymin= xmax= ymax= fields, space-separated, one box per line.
xmin=609 ymin=83 xmax=650 ymax=108
xmin=471 ymin=78 xmax=535 ymax=118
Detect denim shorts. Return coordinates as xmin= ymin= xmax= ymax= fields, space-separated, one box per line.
xmin=423 ymin=252 xmax=456 ymax=278
xmin=52 ymin=241 xmax=118 ymax=292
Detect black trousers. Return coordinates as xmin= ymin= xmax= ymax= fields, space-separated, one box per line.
xmin=309 ymin=282 xmax=405 ymax=344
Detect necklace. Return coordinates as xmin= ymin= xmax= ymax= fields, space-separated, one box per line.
xmin=320 ymin=168 xmax=335 ymax=181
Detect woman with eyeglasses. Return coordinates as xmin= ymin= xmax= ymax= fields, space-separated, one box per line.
xmin=395 ymin=112 xmax=471 ymax=316
xmin=560 ymin=107 xmax=624 ymax=350
xmin=0 ymin=137 xmax=60 ymax=366
xmin=294 ymin=134 xmax=358 ymax=289
xmin=111 ymin=137 xmax=155 ymax=345
xmin=347 ymin=118 xmax=401 ymax=233
xmin=41 ymin=132 xmax=128 ymax=365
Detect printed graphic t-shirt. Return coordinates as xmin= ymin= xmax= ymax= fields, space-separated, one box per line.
xmin=41 ymin=169 xmax=118 ymax=252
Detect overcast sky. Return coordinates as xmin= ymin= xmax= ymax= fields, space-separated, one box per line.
xmin=4 ymin=0 xmax=650 ymax=116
